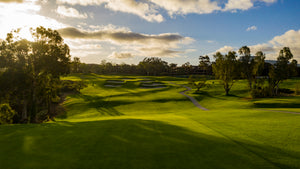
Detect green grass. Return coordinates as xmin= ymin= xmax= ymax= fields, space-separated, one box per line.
xmin=0 ymin=74 xmax=300 ymax=169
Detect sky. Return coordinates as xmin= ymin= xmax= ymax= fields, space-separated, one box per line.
xmin=0 ymin=0 xmax=299 ymax=65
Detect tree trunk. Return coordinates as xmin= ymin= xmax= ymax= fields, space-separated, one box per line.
xmin=225 ymin=88 xmax=229 ymax=96
xmin=30 ymin=78 xmax=37 ymax=123
xmin=249 ymin=80 xmax=252 ymax=89
xmin=22 ymin=99 xmax=28 ymax=122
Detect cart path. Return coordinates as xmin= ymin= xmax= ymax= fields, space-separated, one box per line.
xmin=169 ymin=82 xmax=209 ymax=111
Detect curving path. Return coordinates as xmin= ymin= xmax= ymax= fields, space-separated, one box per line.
xmin=169 ymin=82 xmax=209 ymax=111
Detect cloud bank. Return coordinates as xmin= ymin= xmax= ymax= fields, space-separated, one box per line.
xmin=58 ymin=26 xmax=194 ymax=59
xmin=56 ymin=0 xmax=277 ymax=22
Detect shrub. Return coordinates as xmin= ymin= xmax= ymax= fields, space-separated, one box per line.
xmin=0 ymin=103 xmax=16 ymax=124
xmin=278 ymin=88 xmax=294 ymax=94
xmin=61 ymin=80 xmax=87 ymax=92
xmin=250 ymin=87 xmax=272 ymax=98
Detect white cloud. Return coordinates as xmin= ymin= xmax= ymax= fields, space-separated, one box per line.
xmin=56 ymin=5 xmax=88 ymax=19
xmin=56 ymin=0 xmax=105 ymax=6
xmin=56 ymin=0 xmax=277 ymax=22
xmin=250 ymin=29 xmax=300 ymax=61
xmin=149 ymin=0 xmax=220 ymax=16
xmin=108 ymin=52 xmax=134 ymax=59
xmin=104 ymin=0 xmax=163 ymax=23
xmin=261 ymin=0 xmax=277 ymax=3
xmin=224 ymin=0 xmax=253 ymax=11
xmin=57 ymin=0 xmax=164 ymax=22
xmin=246 ymin=26 xmax=257 ymax=31
xmin=215 ymin=46 xmax=236 ymax=54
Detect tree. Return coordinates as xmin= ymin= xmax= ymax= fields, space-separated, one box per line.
xmin=213 ymin=51 xmax=239 ymax=95
xmin=0 ymin=27 xmax=71 ymax=123
xmin=252 ymin=51 xmax=266 ymax=88
xmin=199 ymin=55 xmax=210 ymax=75
xmin=71 ymin=57 xmax=81 ymax=73
xmin=268 ymin=47 xmax=297 ymax=95
xmin=181 ymin=62 xmax=192 ymax=74
xmin=188 ymin=75 xmax=207 ymax=92
xmin=238 ymin=46 xmax=255 ymax=89
xmin=138 ymin=57 xmax=168 ymax=76
xmin=0 ymin=103 xmax=16 ymax=124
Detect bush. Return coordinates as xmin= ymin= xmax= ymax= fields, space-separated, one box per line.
xmin=250 ymin=87 xmax=272 ymax=98
xmin=61 ymin=80 xmax=87 ymax=92
xmin=278 ymin=88 xmax=294 ymax=94
xmin=0 ymin=103 xmax=16 ymax=124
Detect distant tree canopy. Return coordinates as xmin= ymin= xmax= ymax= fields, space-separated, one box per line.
xmin=0 ymin=26 xmax=71 ymax=123
xmin=138 ymin=57 xmax=169 ymax=76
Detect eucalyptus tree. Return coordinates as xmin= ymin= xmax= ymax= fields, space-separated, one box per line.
xmin=212 ymin=51 xmax=239 ymax=95
xmin=252 ymin=51 xmax=266 ymax=88
xmin=0 ymin=26 xmax=71 ymax=123
xmin=138 ymin=57 xmax=168 ymax=76
xmin=238 ymin=46 xmax=255 ymax=89
xmin=199 ymin=55 xmax=210 ymax=75
xmin=269 ymin=47 xmax=297 ymax=95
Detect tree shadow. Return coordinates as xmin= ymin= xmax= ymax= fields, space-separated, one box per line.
xmin=1 ymin=119 xmax=299 ymax=169
xmin=252 ymin=102 xmax=300 ymax=108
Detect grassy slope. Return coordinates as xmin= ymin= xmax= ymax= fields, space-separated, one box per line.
xmin=0 ymin=74 xmax=299 ymax=169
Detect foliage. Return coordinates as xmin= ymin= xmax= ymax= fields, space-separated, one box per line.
xmin=0 ymin=27 xmax=71 ymax=123
xmin=212 ymin=51 xmax=239 ymax=95
xmin=61 ymin=80 xmax=87 ymax=92
xmin=188 ymin=75 xmax=207 ymax=92
xmin=199 ymin=55 xmax=211 ymax=75
xmin=138 ymin=57 xmax=169 ymax=76
xmin=238 ymin=46 xmax=255 ymax=89
xmin=0 ymin=103 xmax=16 ymax=124
xmin=268 ymin=47 xmax=297 ymax=96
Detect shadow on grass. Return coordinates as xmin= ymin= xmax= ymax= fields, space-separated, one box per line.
xmin=2 ymin=119 xmax=299 ymax=169
xmin=59 ymin=94 xmax=130 ymax=118
xmin=252 ymin=102 xmax=300 ymax=108
xmin=192 ymin=90 xmax=241 ymax=102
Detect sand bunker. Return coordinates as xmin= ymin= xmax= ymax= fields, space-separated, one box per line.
xmin=104 ymin=84 xmax=123 ymax=88
xmin=140 ymin=81 xmax=166 ymax=89
xmin=140 ymin=86 xmax=166 ymax=89
xmin=106 ymin=80 xmax=124 ymax=84
xmin=139 ymin=80 xmax=154 ymax=83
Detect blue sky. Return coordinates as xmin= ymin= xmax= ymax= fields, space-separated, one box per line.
xmin=0 ymin=0 xmax=299 ymax=65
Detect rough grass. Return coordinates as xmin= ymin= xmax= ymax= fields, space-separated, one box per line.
xmin=0 ymin=74 xmax=299 ymax=169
